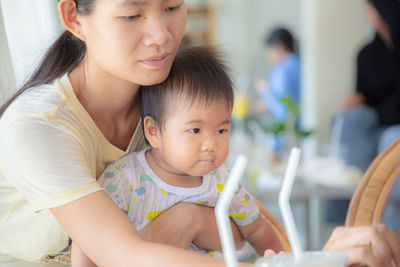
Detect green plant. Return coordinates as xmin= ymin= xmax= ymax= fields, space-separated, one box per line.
xmin=262 ymin=95 xmax=312 ymax=137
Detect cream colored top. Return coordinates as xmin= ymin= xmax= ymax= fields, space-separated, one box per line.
xmin=0 ymin=73 xmax=146 ymax=265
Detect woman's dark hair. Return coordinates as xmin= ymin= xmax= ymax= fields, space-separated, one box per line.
xmin=140 ymin=46 xmax=234 ymax=142
xmin=265 ymin=27 xmax=297 ymax=53
xmin=0 ymin=0 xmax=95 ymax=117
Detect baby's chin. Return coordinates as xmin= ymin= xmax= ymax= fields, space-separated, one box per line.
xmin=191 ymin=168 xmax=218 ymax=177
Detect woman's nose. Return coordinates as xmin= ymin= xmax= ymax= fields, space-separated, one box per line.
xmin=143 ymin=15 xmax=172 ymax=46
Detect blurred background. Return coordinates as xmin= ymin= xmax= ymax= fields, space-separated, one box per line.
xmin=1 ymin=0 xmax=399 ymax=252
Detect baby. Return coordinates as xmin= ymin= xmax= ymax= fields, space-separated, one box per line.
xmin=72 ymin=46 xmax=282 ymax=266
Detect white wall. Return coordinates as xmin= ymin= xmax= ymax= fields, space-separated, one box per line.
xmin=213 ymin=0 xmax=301 ymax=89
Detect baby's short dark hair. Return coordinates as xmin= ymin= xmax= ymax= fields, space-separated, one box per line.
xmin=140 ymin=46 xmax=234 ymax=135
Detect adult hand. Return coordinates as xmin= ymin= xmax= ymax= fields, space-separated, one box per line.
xmin=139 ymin=202 xmax=245 ymax=252
xmin=323 ymin=224 xmax=400 ymax=267
xmin=345 ymin=93 xmax=365 ymax=109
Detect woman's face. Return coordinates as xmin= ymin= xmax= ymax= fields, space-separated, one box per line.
xmin=80 ymin=0 xmax=187 ymax=86
xmin=265 ymin=44 xmax=286 ymax=65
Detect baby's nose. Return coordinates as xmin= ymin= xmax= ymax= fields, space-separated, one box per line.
xmin=201 ymin=139 xmax=218 ymax=152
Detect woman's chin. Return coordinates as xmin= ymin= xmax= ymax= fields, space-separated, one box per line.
xmin=137 ymin=71 xmax=170 ymax=86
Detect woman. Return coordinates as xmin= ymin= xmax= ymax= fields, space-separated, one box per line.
xmin=255 ymin=27 xmax=300 ymax=124
xmin=0 ymin=1 xmax=398 ymax=266
xmin=0 ymin=1 xmax=243 ymax=266
xmin=254 ymin=27 xmax=301 ymax=157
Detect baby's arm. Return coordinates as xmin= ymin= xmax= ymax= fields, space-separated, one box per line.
xmin=238 ymin=215 xmax=283 ymax=256
xmin=72 ymin=241 xmax=97 ymax=267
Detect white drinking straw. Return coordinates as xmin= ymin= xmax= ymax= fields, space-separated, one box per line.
xmin=279 ymin=147 xmax=303 ymax=261
xmin=215 ymin=155 xmax=248 ymax=267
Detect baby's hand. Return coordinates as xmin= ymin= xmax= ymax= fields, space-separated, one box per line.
xmin=264 ymin=249 xmax=285 ymax=257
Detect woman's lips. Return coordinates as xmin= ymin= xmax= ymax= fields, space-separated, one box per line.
xmin=140 ymin=54 xmax=171 ymax=68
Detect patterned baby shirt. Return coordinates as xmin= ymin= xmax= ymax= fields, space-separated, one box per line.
xmin=98 ymin=148 xmax=260 ymax=231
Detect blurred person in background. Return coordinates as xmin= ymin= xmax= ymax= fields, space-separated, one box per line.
xmin=339 ymin=0 xmax=400 ymax=172
xmin=327 ymin=0 xmax=400 ymax=231
xmin=254 ymin=27 xmax=300 ymax=124
xmin=253 ymin=28 xmax=301 ymax=157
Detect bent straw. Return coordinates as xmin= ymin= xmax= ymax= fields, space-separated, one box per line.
xmin=279 ymin=147 xmax=303 ymax=261
xmin=215 ymin=155 xmax=248 ymax=267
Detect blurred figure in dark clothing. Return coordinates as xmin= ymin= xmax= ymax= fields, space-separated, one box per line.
xmin=335 ymin=0 xmax=400 ymax=174
xmin=346 ymin=0 xmax=400 ymax=127
xmin=327 ymin=0 xmax=400 ymax=230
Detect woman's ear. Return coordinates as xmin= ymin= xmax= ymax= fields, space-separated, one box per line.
xmin=58 ymin=0 xmax=87 ymax=41
xmin=143 ymin=116 xmax=161 ymax=149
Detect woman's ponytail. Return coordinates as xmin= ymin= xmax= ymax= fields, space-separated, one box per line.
xmin=0 ymin=31 xmax=86 ymax=116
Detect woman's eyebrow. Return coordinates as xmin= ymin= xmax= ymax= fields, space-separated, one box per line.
xmin=117 ymin=0 xmax=148 ymax=7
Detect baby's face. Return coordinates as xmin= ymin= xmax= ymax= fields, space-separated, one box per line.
xmin=157 ymin=99 xmax=231 ymax=177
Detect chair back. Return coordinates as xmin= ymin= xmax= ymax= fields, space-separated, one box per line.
xmin=254 ymin=198 xmax=292 ymax=252
xmin=346 ymin=138 xmax=400 ymax=226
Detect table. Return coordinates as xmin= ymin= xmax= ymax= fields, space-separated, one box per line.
xmin=249 ymin=181 xmax=355 ymax=250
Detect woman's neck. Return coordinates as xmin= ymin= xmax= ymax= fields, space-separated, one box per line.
xmin=69 ymin=58 xmax=141 ymax=150
xmin=70 ymin=59 xmax=140 ymax=119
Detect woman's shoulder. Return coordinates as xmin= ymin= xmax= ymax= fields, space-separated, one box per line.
xmin=1 ymin=81 xmax=69 ymax=122
xmin=10 ymin=83 xmax=60 ymax=110
xmin=282 ymin=53 xmax=300 ymax=67
xmin=271 ymin=53 xmax=298 ymax=72
xmin=0 ymin=75 xmax=85 ymax=132
xmin=0 ymin=81 xmax=83 ymax=146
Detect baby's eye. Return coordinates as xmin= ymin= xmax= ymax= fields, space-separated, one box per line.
xmin=189 ymin=128 xmax=201 ymax=134
xmin=124 ymin=15 xmax=140 ymax=21
xmin=218 ymin=129 xmax=228 ymax=134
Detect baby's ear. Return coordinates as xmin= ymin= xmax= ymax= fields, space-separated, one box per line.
xmin=143 ymin=116 xmax=160 ymax=148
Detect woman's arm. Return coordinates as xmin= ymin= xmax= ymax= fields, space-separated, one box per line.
xmin=51 ymin=191 xmax=251 ymax=267
xmin=323 ymin=224 xmax=400 ymax=267
xmin=139 ymin=203 xmax=246 ymax=251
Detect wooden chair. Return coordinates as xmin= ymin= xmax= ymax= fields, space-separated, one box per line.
xmin=346 ymin=138 xmax=400 ymax=226
xmin=254 ymin=198 xmax=292 ymax=252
